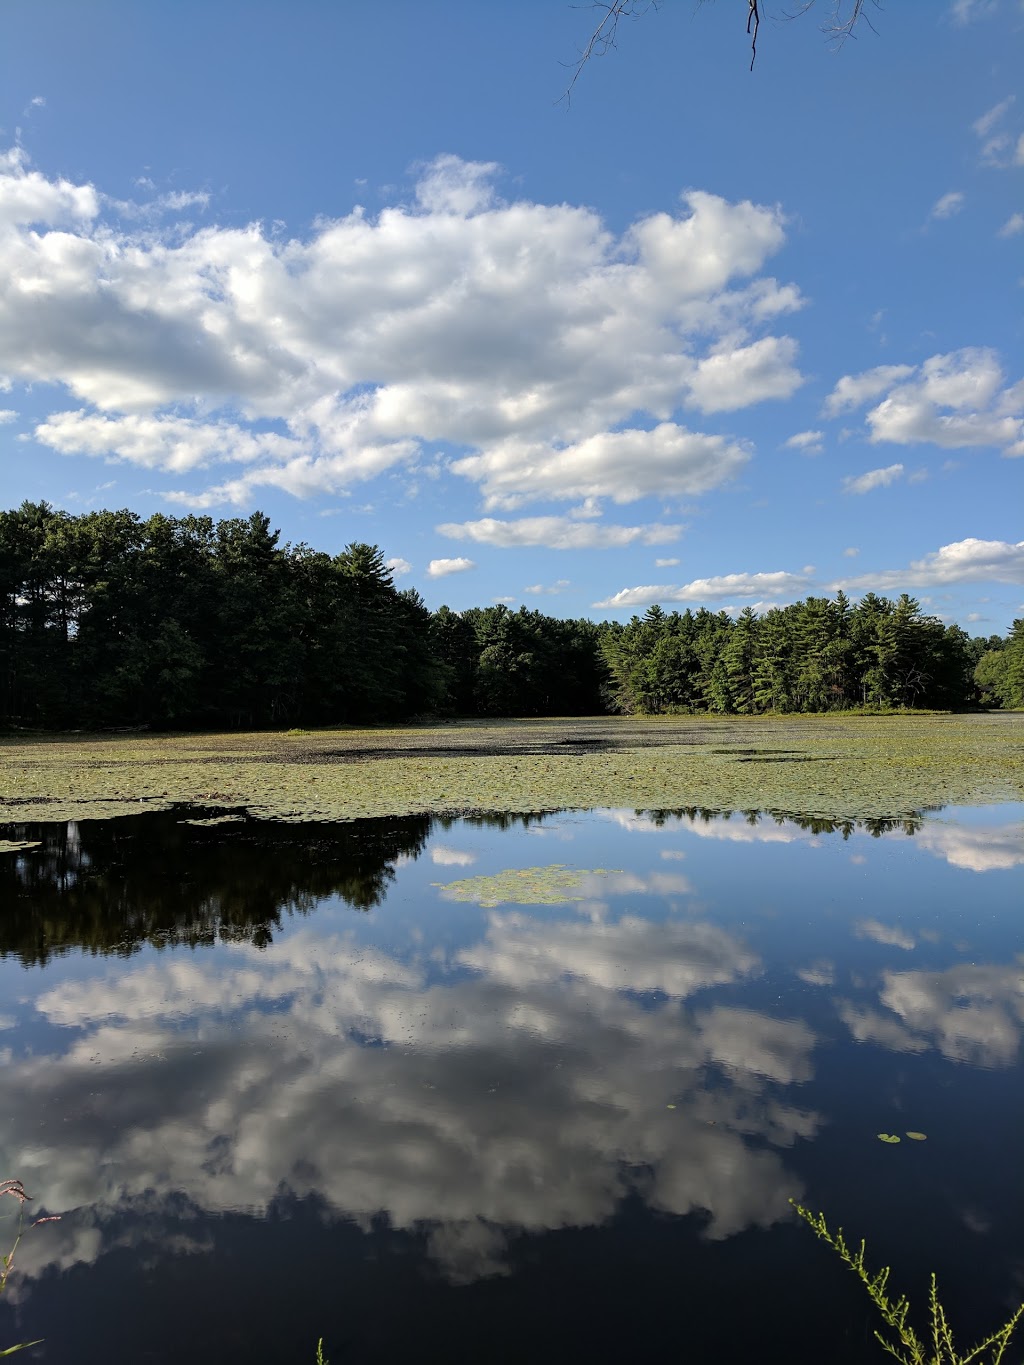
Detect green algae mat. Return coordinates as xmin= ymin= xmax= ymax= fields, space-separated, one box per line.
xmin=0 ymin=714 xmax=1022 ymax=825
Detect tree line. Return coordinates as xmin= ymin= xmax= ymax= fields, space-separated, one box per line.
xmin=601 ymin=598 xmax=1023 ymax=714
xmin=0 ymin=501 xmax=1020 ymax=729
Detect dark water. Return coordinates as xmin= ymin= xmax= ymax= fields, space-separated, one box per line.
xmin=0 ymin=803 xmax=1022 ymax=1364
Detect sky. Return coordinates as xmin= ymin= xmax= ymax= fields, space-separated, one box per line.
xmin=0 ymin=0 xmax=1021 ymax=632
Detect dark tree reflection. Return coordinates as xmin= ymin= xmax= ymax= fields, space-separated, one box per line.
xmin=0 ymin=812 xmax=436 ymax=964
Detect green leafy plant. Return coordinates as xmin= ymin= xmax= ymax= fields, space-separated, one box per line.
xmin=792 ymin=1201 xmax=1024 ymax=1365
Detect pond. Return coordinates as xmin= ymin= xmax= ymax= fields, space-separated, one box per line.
xmin=0 ymin=803 xmax=1022 ymax=1363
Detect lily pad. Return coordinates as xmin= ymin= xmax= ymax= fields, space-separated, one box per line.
xmin=877 ymin=1133 xmax=901 ymax=1143
xmin=433 ymin=864 xmax=622 ymax=907
xmin=905 ymin=1131 xmax=928 ymax=1141
xmin=0 ymin=839 xmax=41 ymax=854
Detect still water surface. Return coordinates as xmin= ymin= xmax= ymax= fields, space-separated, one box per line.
xmin=0 ymin=804 xmax=1022 ymax=1363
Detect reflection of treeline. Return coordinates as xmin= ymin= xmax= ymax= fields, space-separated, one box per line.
xmin=2 ymin=503 xmax=1020 ymax=729
xmin=0 ymin=812 xmax=436 ymax=964
xmin=0 ymin=809 xmax=555 ymax=965
xmin=641 ymin=808 xmax=926 ymax=838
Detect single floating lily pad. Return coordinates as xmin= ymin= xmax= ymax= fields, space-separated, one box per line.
xmin=905 ymin=1131 xmax=928 ymax=1141
xmin=877 ymin=1133 xmax=902 ymax=1143
xmin=0 ymin=839 xmax=41 ymax=854
xmin=433 ymin=864 xmax=622 ymax=907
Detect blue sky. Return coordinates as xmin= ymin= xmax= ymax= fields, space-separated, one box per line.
xmin=0 ymin=0 xmax=1021 ymax=631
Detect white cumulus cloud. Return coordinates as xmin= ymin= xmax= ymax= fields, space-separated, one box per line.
xmin=436 ymin=516 xmax=681 ymax=550
xmin=823 ymin=365 xmax=916 ymax=417
xmin=0 ymin=148 xmax=804 ymax=509
xmin=835 ymin=538 xmax=1024 ymax=591
xmin=453 ymin=424 xmax=752 ymax=511
xmin=825 ymin=349 xmax=1023 ymax=455
xmin=784 ymin=430 xmax=824 ymax=453
xmin=427 ymin=557 xmax=476 ymax=578
xmin=594 ymin=569 xmax=813 ymax=610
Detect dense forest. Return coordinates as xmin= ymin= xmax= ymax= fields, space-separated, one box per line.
xmin=0 ymin=502 xmax=1021 ymax=729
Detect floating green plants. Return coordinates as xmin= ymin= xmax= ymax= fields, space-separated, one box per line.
xmin=434 ymin=864 xmax=622 ymax=907
xmin=0 ymin=840 xmax=40 ymax=855
xmin=178 ymin=814 xmax=248 ymax=827
xmin=1 ymin=714 xmax=1022 ymax=826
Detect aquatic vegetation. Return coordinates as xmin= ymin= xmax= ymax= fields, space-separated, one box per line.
xmin=0 ymin=842 xmax=39 ymax=855
xmin=434 ymin=864 xmax=622 ymax=907
xmin=0 ymin=714 xmax=1021 ymax=825
xmin=792 ymin=1203 xmax=1024 ymax=1365
xmin=1 ymin=1180 xmax=49 ymax=1356
xmin=177 ymin=814 xmax=248 ymax=827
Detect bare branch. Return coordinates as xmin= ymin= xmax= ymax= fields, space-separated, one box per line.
xmin=563 ymin=2 xmax=661 ymax=103
xmin=566 ymin=0 xmax=882 ymax=92
xmin=783 ymin=0 xmax=882 ymax=47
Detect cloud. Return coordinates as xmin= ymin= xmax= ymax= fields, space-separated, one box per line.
xmin=427 ymin=557 xmax=475 ymax=578
xmin=877 ymin=961 xmax=1024 ymax=1067
xmin=823 ymin=365 xmax=915 ymax=417
xmin=655 ymin=557 xmax=680 ymax=567
xmin=430 ymin=845 xmax=476 ymax=867
xmin=413 ymin=153 xmax=500 ymax=215
xmin=3 ymin=913 xmax=818 ymax=1288
xmin=825 ymin=349 xmax=1023 ymax=455
xmin=784 ymin=430 xmax=823 ymax=454
xmin=855 ymin=918 xmax=916 ymax=950
xmin=436 ymin=516 xmax=681 ymax=550
xmin=998 ymin=212 xmax=1024 ymax=237
xmin=593 ymin=569 xmax=813 ymax=610
xmin=385 ymin=556 xmax=411 ymax=577
xmin=972 ymin=96 xmax=1015 ymax=138
xmin=451 ymin=424 xmax=752 ymax=511
xmin=915 ymin=818 xmax=1024 ymax=872
xmin=929 ymin=191 xmax=966 ymax=220
xmin=836 ymin=537 xmax=1024 ymax=591
xmin=969 ymin=97 xmax=1021 ymax=168
xmin=523 ymin=580 xmax=570 ymax=596
xmin=0 ymin=146 xmax=98 ymax=228
xmin=685 ymin=336 xmax=804 ymax=414
xmin=950 ymin=0 xmax=999 ymax=22
xmin=0 ymin=408 xmax=16 ymax=424
xmin=0 ymin=149 xmax=803 ymax=509
xmin=35 ymin=410 xmax=306 ymax=474
xmin=842 ymin=546 xmax=859 ymax=558
xmin=842 ymin=463 xmax=904 ymax=494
